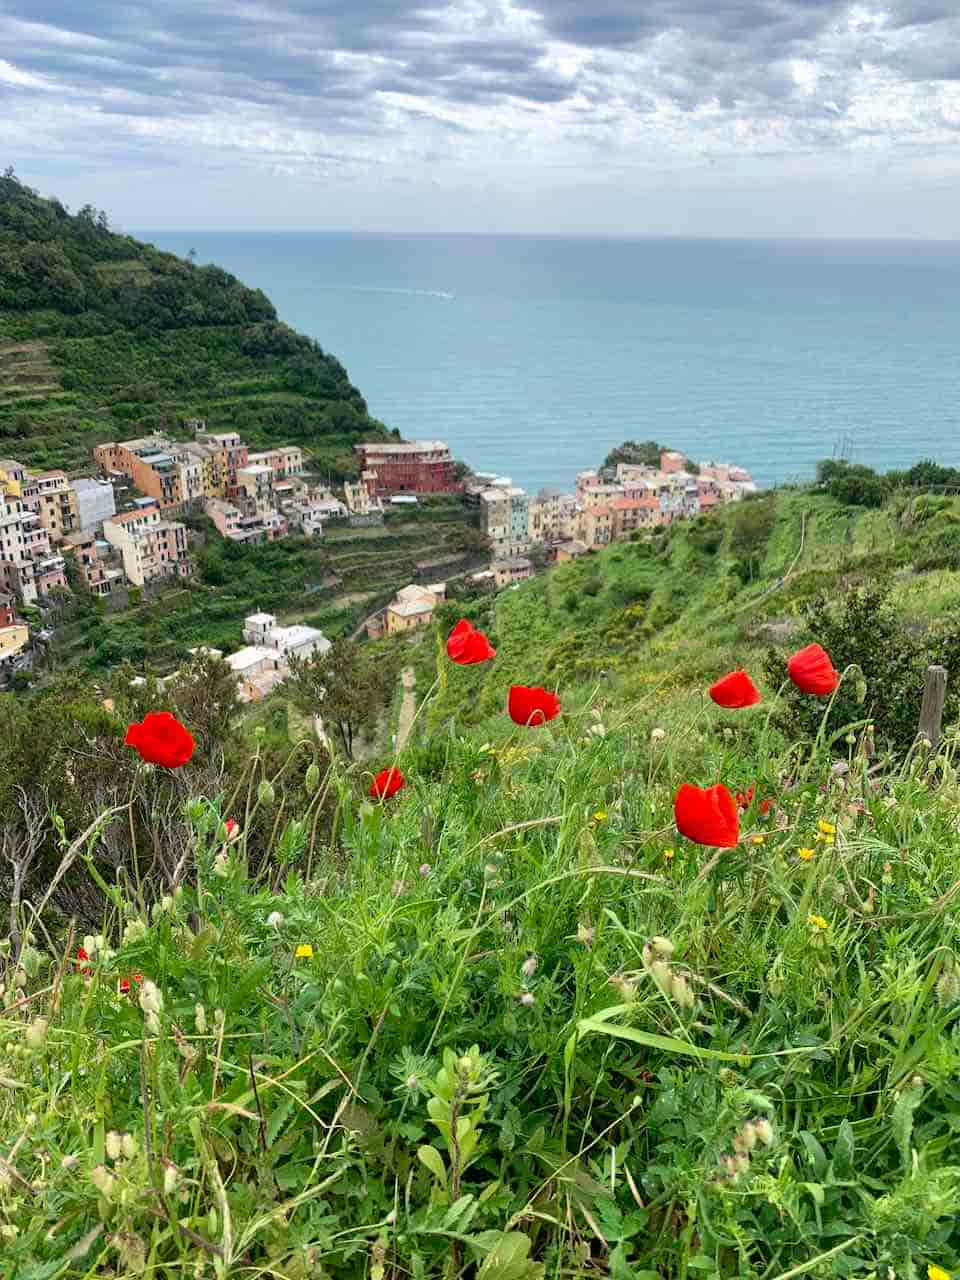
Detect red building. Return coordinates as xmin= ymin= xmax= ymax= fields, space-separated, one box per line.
xmin=355 ymin=441 xmax=462 ymax=496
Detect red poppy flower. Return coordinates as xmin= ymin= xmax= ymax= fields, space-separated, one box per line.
xmin=369 ymin=767 xmax=406 ymax=800
xmin=75 ymin=946 xmax=92 ymax=977
xmin=709 ymin=670 xmax=761 ymax=709
xmin=787 ymin=644 xmax=839 ymax=697
xmin=674 ymin=783 xmax=740 ymax=848
xmin=223 ymin=818 xmax=240 ymax=842
xmin=447 ymin=618 xmax=496 ymax=665
xmin=124 ymin=712 xmax=195 ymax=769
xmin=508 ymin=685 xmax=561 ymax=727
xmin=759 ymin=798 xmax=773 ymax=817
xmin=118 ymin=974 xmax=143 ymax=996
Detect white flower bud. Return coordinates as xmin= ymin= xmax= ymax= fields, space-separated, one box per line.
xmin=139 ymin=980 xmax=163 ymax=1017
xmin=123 ymin=919 xmax=147 ymax=945
xmin=212 ymin=852 xmax=230 ymax=879
xmin=754 ymin=1118 xmax=774 ymax=1146
xmin=162 ymin=1162 xmax=179 ymax=1195
xmin=61 ymin=1154 xmax=79 ymax=1170
xmin=90 ymin=1165 xmax=116 ymax=1200
xmin=266 ymin=911 xmax=284 ymax=928
xmin=106 ymin=1131 xmax=122 ymax=1160
xmin=25 ymin=1017 xmax=48 ymax=1051
xmin=521 ymin=955 xmax=538 ymax=979
xmin=121 ymin=1133 xmax=138 ymax=1160
xmin=195 ymin=1004 xmax=207 ymax=1035
xmin=519 ymin=992 xmax=535 ymax=1007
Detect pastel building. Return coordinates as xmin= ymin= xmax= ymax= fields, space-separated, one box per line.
xmin=355 ymin=440 xmax=462 ymax=496
xmin=385 ymin=583 xmax=446 ymax=635
xmin=492 ymin=557 xmax=534 ymax=588
xmin=62 ymin=530 xmax=124 ymax=598
xmin=102 ymin=506 xmax=191 ymax=586
xmin=225 ymin=611 xmax=331 ymax=702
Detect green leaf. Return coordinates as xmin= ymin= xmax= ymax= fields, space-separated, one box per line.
xmin=476 ymin=1232 xmax=544 ymax=1280
xmin=833 ymin=1119 xmax=855 ymax=1178
xmin=578 ymin=1006 xmax=823 ymax=1063
xmin=417 ymin=1144 xmax=447 ymax=1186
xmin=798 ymin=1130 xmax=827 ymax=1178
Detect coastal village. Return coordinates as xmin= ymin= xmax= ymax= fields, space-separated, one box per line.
xmin=0 ymin=429 xmax=754 ymax=694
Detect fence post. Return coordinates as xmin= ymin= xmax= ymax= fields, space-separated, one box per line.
xmin=918 ymin=665 xmax=948 ymax=750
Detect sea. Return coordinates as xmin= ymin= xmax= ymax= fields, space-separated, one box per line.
xmin=141 ymin=231 xmax=960 ymax=494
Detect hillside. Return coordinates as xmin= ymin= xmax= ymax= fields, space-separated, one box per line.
xmin=414 ymin=483 xmax=960 ymax=760
xmin=0 ymin=169 xmax=386 ymax=477
xmin=3 ymin=479 xmax=960 ymax=1277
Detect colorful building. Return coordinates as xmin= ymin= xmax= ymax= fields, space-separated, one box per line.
xmin=356 ymin=441 xmax=462 ymax=496
xmin=102 ymin=506 xmax=191 ymax=587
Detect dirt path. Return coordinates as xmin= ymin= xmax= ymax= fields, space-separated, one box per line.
xmin=396 ymin=667 xmax=416 ymax=749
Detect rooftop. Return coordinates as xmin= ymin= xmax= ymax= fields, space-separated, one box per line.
xmin=493 ymin=557 xmax=533 ymax=570
xmin=388 ymin=599 xmax=436 ymax=618
xmin=357 ymin=440 xmax=450 ymax=456
xmin=225 ymin=646 xmax=276 ymax=673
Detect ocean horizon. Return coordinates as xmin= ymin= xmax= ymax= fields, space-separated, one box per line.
xmin=141 ymin=230 xmax=960 ymax=494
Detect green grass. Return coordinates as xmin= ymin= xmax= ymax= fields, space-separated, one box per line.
xmin=2 ymin=660 xmax=960 ymax=1278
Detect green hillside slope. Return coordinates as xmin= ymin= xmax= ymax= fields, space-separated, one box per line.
xmin=417 ymin=486 xmax=960 ymax=759
xmin=0 ymin=169 xmax=386 ymax=476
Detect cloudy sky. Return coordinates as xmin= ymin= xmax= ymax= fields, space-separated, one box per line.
xmin=2 ymin=0 xmax=960 ymax=236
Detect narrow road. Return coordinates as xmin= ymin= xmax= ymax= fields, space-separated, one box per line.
xmin=396 ymin=667 xmax=416 ymax=749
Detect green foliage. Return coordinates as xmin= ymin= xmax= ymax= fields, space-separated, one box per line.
xmin=0 ymin=171 xmax=387 ymax=475
xmin=4 ymin=695 xmax=960 ymax=1277
xmin=602 ymin=439 xmax=666 ymax=470
xmin=284 ymin=637 xmax=402 ymax=758
xmin=817 ymin=459 xmax=892 ymax=508
xmin=762 ymin=579 xmax=960 ymax=757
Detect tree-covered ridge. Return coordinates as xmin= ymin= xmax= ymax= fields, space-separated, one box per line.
xmin=0 ymin=169 xmax=386 ymax=474
xmin=0 ymin=168 xmax=276 ymax=336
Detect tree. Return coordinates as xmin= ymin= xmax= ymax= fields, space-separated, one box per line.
xmin=602 ymin=440 xmax=665 ymax=470
xmin=167 ymin=649 xmax=241 ymax=754
xmin=284 ymin=639 xmax=402 ymax=759
xmin=729 ymin=496 xmax=776 ymax=581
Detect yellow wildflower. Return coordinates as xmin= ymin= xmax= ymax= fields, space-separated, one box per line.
xmin=593 ymin=810 xmax=608 ymax=823
xmin=295 ymin=944 xmax=313 ymax=959
xmin=928 ymin=1266 xmax=951 ymax=1280
xmin=817 ymin=820 xmax=836 ymax=836
xmin=798 ymin=847 xmax=816 ymax=861
xmin=750 ymin=834 xmax=766 ymax=846
xmin=662 ymin=848 xmax=675 ymax=861
xmin=807 ymin=915 xmax=829 ymax=932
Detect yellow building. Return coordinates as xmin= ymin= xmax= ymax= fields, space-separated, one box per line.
xmin=0 ymin=623 xmax=29 ymax=664
xmin=385 ymin=583 xmax=444 ymax=634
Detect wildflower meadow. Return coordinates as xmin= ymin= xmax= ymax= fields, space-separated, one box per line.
xmin=2 ymin=617 xmax=959 ymax=1280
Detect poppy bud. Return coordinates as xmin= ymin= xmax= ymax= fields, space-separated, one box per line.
xmin=266 ymin=911 xmax=284 ymax=928
xmin=419 ymin=863 xmax=432 ymax=877
xmin=937 ymin=968 xmax=960 ymax=1007
xmin=519 ymin=992 xmax=535 ymax=1007
xmin=648 ymin=960 xmax=673 ymax=996
xmin=213 ymin=852 xmax=230 ymax=878
xmin=670 ymin=973 xmax=695 ymax=1009
xmin=257 ymin=779 xmax=275 ymax=807
xmin=121 ymin=1133 xmax=138 ymax=1159
xmin=195 ymin=1004 xmax=207 ymax=1034
xmin=305 ymin=763 xmax=321 ymax=794
xmin=577 ymin=923 xmax=595 ymax=947
xmin=649 ymin=936 xmax=675 ymax=959
xmin=106 ymin=1131 xmax=123 ymax=1161
xmin=162 ymin=1162 xmax=179 ymax=1195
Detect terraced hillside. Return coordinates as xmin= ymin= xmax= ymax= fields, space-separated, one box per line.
xmin=0 ymin=170 xmax=388 ymax=476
